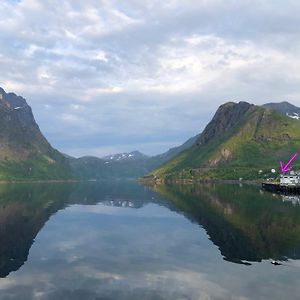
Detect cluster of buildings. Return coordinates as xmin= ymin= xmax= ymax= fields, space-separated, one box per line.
xmin=280 ymin=171 xmax=300 ymax=187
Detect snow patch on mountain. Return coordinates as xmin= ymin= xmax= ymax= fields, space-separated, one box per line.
xmin=286 ymin=112 xmax=300 ymax=119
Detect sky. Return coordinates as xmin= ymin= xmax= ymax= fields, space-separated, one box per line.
xmin=1 ymin=0 xmax=300 ymax=157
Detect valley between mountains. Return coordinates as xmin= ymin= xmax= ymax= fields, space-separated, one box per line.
xmin=0 ymin=86 xmax=299 ymax=182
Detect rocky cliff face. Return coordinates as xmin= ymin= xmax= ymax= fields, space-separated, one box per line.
xmin=0 ymin=87 xmax=71 ymax=180
xmin=0 ymin=87 xmax=51 ymax=161
xmin=196 ymin=101 xmax=253 ymax=146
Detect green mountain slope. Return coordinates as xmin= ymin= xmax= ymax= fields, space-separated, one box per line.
xmin=151 ymin=101 xmax=300 ymax=181
xmin=0 ymin=88 xmax=72 ymax=180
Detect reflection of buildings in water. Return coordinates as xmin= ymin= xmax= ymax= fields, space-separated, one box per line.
xmin=101 ymin=198 xmax=145 ymax=208
xmin=282 ymin=195 xmax=300 ymax=206
xmin=103 ymin=199 xmax=135 ymax=208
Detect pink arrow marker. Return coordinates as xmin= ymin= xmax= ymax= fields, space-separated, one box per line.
xmin=280 ymin=153 xmax=298 ymax=173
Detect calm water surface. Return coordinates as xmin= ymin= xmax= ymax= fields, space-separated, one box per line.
xmin=0 ymin=181 xmax=300 ymax=299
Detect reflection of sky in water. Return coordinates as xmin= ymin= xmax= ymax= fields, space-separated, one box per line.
xmin=0 ymin=202 xmax=300 ymax=299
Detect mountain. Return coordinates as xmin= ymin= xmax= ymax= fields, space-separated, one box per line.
xmin=263 ymin=101 xmax=300 ymax=119
xmin=69 ymin=156 xmax=152 ymax=180
xmin=0 ymin=87 xmax=71 ymax=180
xmin=69 ymin=137 xmax=201 ymax=180
xmin=103 ymin=151 xmax=148 ymax=162
xmin=150 ymin=101 xmax=300 ymax=181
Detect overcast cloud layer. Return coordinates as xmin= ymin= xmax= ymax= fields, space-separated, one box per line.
xmin=1 ymin=0 xmax=300 ymax=157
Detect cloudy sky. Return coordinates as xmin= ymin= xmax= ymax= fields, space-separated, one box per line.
xmin=1 ymin=0 xmax=300 ymax=157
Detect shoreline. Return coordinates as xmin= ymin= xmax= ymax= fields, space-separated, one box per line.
xmin=138 ymin=177 xmax=262 ymax=186
xmin=0 ymin=177 xmax=262 ymax=185
xmin=0 ymin=179 xmax=79 ymax=185
xmin=0 ymin=178 xmax=139 ymax=184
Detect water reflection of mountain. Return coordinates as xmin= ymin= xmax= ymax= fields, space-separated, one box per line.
xmin=153 ymin=184 xmax=300 ymax=265
xmin=0 ymin=181 xmax=156 ymax=277
xmin=2 ymin=181 xmax=300 ymax=278
xmin=0 ymin=183 xmax=72 ymax=277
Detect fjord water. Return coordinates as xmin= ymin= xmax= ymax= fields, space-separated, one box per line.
xmin=0 ymin=182 xmax=300 ymax=299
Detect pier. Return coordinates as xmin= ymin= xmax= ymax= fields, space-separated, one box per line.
xmin=262 ymin=171 xmax=300 ymax=194
xmin=262 ymin=182 xmax=300 ymax=194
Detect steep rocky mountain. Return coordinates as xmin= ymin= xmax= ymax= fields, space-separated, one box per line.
xmin=0 ymin=87 xmax=71 ymax=180
xmin=151 ymin=101 xmax=300 ymax=181
xmin=196 ymin=102 xmax=253 ymax=146
xmin=0 ymin=87 xmax=48 ymax=161
xmin=263 ymin=101 xmax=300 ymax=120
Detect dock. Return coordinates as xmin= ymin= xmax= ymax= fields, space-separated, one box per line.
xmin=262 ymin=182 xmax=300 ymax=194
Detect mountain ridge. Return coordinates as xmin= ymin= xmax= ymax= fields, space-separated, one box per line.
xmin=68 ymin=136 xmax=202 ymax=179
xmin=263 ymin=101 xmax=300 ymax=119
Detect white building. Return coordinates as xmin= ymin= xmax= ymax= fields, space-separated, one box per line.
xmin=280 ymin=171 xmax=300 ymax=187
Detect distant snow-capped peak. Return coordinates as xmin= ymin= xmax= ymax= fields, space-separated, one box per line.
xmin=102 ymin=151 xmax=148 ymax=162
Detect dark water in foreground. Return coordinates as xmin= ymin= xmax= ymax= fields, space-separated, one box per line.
xmin=0 ymin=182 xmax=300 ymax=299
